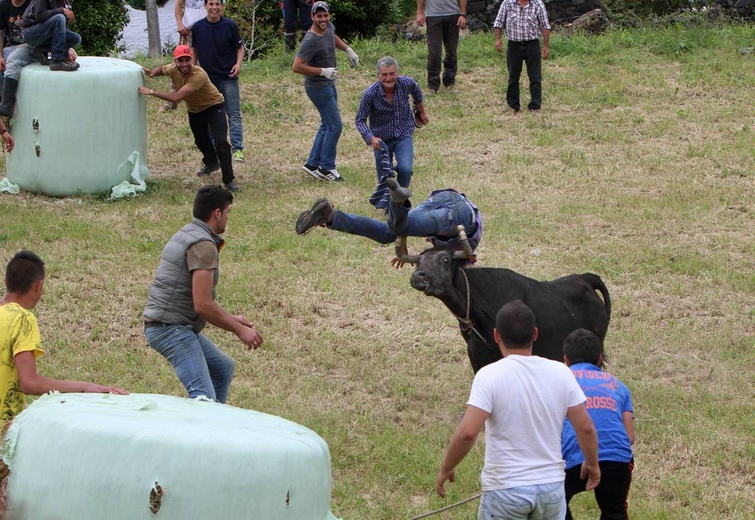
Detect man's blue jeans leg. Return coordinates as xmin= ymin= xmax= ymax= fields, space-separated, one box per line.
xmin=214 ymin=78 xmax=244 ymax=153
xmin=305 ymin=84 xmax=342 ymax=170
xmin=22 ymin=14 xmax=80 ymax=61
xmin=329 ymin=210 xmax=396 ymax=244
xmin=478 ymin=482 xmax=566 ymax=520
xmin=373 ymin=135 xmax=413 ymax=188
xmin=145 ymin=324 xmax=235 ymax=403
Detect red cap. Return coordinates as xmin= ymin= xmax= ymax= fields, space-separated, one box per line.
xmin=173 ymin=45 xmax=192 ymax=59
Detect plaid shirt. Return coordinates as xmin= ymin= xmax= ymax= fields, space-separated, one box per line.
xmin=355 ymin=76 xmax=424 ymax=144
xmin=493 ymin=0 xmax=551 ymax=42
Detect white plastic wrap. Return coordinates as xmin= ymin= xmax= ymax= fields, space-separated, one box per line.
xmin=2 ymin=393 xmax=339 ymax=520
xmin=5 ymin=57 xmax=149 ymax=196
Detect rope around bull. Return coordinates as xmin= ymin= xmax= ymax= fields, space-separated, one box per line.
xmin=449 ymin=267 xmax=488 ymax=345
xmin=409 ymin=492 xmax=482 ymax=519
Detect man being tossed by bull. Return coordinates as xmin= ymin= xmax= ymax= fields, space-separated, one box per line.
xmin=295 ymin=174 xmax=482 ymax=265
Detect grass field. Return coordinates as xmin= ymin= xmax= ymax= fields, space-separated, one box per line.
xmin=1 ymin=23 xmax=753 ymax=519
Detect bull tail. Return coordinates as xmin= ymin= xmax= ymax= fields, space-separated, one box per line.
xmin=582 ymin=273 xmax=611 ymax=320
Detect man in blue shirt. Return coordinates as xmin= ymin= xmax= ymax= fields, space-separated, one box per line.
xmin=562 ymin=329 xmax=635 ymax=520
xmin=192 ymin=0 xmax=246 ymax=162
xmin=355 ymin=56 xmax=429 ymax=193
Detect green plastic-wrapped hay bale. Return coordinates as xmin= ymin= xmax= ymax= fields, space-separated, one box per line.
xmin=2 ymin=393 xmax=339 ymax=520
xmin=5 ymin=57 xmax=149 ymax=196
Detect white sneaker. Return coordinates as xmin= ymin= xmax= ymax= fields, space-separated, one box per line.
xmin=317 ymin=167 xmax=344 ymax=182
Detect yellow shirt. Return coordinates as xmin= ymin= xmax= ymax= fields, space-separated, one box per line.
xmin=0 ymin=302 xmax=43 ymax=421
xmin=164 ymin=63 xmax=225 ymax=114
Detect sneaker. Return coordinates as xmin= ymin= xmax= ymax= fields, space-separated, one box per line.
xmin=295 ymin=198 xmax=334 ymax=235
xmin=232 ymin=150 xmax=245 ymax=162
xmin=316 ymin=166 xmax=344 ymax=182
xmin=32 ymin=48 xmax=49 ymax=65
xmin=49 ymin=60 xmax=78 ymax=72
xmin=196 ymin=163 xmax=221 ymax=177
xmin=385 ymin=177 xmax=412 ymax=203
xmin=301 ymin=163 xmax=322 ymax=180
xmin=225 ymin=181 xmax=240 ymax=192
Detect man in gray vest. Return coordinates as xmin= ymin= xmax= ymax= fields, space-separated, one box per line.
xmin=144 ymin=185 xmax=263 ymax=403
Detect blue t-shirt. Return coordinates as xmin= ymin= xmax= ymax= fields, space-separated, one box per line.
xmin=561 ymin=363 xmax=634 ymax=469
xmin=191 ymin=16 xmax=243 ymax=83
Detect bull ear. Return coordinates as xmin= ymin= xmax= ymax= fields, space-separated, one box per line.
xmin=395 ymin=236 xmax=420 ymax=264
xmin=452 ymin=225 xmax=474 ymax=260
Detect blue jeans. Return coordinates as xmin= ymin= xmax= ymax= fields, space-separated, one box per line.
xmin=3 ymin=44 xmax=34 ymax=82
xmin=21 ymin=14 xmax=81 ymax=62
xmin=145 ymin=324 xmax=235 ymax=403
xmin=330 ymin=190 xmax=475 ymax=244
xmin=479 ymin=482 xmax=566 ymax=520
xmin=373 ymin=135 xmax=413 ymax=188
xmin=212 ymin=78 xmax=243 ymax=153
xmin=305 ymin=83 xmax=342 ymax=170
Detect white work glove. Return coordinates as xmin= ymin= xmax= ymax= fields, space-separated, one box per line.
xmin=320 ymin=67 xmax=338 ymax=81
xmin=345 ymin=47 xmax=359 ymax=68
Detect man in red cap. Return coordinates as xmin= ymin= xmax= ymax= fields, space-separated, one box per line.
xmin=139 ymin=45 xmax=239 ymax=192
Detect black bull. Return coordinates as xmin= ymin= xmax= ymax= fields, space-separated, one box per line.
xmin=408 ymin=249 xmax=611 ymax=373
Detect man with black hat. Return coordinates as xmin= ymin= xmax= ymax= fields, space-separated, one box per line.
xmin=292 ymin=1 xmax=359 ymax=182
xmin=139 ymin=45 xmax=239 ymax=192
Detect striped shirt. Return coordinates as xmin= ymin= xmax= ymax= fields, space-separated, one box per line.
xmin=493 ymin=0 xmax=551 ymax=42
xmin=355 ymin=76 xmax=424 ymax=144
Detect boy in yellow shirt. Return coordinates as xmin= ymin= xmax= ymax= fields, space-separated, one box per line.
xmin=0 ymin=251 xmax=127 ymax=421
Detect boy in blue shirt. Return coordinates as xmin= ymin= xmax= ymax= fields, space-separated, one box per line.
xmin=562 ymin=329 xmax=635 ymax=520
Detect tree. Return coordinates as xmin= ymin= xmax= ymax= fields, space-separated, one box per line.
xmin=71 ymin=0 xmax=131 ymax=56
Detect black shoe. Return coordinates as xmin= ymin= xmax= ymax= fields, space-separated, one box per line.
xmin=225 ymin=181 xmax=239 ymax=192
xmin=295 ymin=198 xmax=334 ymax=235
xmin=32 ymin=48 xmax=49 ymax=65
xmin=49 ymin=60 xmax=78 ymax=72
xmin=196 ymin=163 xmax=220 ymax=177
xmin=385 ymin=177 xmax=412 ymax=203
xmin=301 ymin=163 xmax=321 ymax=179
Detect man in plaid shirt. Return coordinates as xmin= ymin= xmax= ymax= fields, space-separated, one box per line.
xmin=355 ymin=56 xmax=429 ymax=191
xmin=493 ymin=0 xmax=551 ymax=112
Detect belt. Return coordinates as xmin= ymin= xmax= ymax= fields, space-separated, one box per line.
xmin=144 ymin=320 xmax=170 ymax=329
xmin=510 ymin=39 xmax=539 ymax=45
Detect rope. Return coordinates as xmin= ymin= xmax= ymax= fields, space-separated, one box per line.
xmin=449 ymin=267 xmax=488 ymax=346
xmin=409 ymin=493 xmax=482 ymax=519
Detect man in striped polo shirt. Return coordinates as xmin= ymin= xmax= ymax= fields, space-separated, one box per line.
xmin=493 ymin=0 xmax=551 ymax=112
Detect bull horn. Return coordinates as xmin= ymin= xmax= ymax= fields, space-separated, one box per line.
xmin=395 ymin=236 xmax=420 ymax=264
xmin=453 ymin=225 xmax=474 ymax=260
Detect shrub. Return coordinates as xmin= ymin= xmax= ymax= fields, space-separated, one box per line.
xmin=224 ymin=0 xmax=404 ymax=59
xmin=71 ymin=0 xmax=130 ymax=56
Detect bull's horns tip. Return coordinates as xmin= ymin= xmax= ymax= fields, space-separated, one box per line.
xmin=453 ymin=225 xmax=473 ymax=259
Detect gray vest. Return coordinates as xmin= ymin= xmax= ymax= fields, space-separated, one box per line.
xmin=144 ymin=218 xmax=223 ymax=332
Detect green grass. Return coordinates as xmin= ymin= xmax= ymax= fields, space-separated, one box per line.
xmin=1 ymin=23 xmax=754 ymax=519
